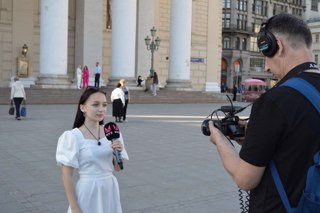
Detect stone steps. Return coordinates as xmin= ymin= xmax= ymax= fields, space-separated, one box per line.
xmin=0 ymin=87 xmax=226 ymax=105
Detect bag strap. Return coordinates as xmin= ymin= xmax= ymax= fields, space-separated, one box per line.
xmin=269 ymin=161 xmax=293 ymax=212
xmin=280 ymin=77 xmax=320 ymax=113
xmin=270 ymin=77 xmax=320 ymax=212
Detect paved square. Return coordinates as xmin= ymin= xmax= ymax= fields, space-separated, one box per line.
xmin=0 ymin=102 xmax=252 ymax=213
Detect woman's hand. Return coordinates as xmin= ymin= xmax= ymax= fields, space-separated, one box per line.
xmin=70 ymin=206 xmax=82 ymax=213
xmin=111 ymin=140 xmax=123 ymax=152
xmin=111 ymin=140 xmax=124 ymax=171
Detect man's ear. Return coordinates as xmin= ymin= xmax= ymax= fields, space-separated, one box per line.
xmin=276 ymin=38 xmax=284 ymax=57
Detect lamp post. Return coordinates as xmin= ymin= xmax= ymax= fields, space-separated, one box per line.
xmin=144 ymin=26 xmax=161 ymax=77
xmin=22 ymin=44 xmax=28 ymax=57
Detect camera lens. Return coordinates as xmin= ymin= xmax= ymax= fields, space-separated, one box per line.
xmin=201 ymin=119 xmax=211 ymax=136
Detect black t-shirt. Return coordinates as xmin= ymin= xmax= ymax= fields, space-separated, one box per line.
xmin=239 ymin=70 xmax=320 ymax=213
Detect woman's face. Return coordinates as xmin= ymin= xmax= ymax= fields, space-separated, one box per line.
xmin=80 ymin=92 xmax=107 ymax=123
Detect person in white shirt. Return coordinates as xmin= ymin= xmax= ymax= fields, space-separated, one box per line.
xmin=76 ymin=65 xmax=82 ymax=89
xmin=119 ymin=79 xmax=130 ymax=122
xmin=111 ymin=83 xmax=125 ymax=122
xmin=10 ymin=77 xmax=26 ymax=120
xmin=95 ymin=62 xmax=102 ymax=88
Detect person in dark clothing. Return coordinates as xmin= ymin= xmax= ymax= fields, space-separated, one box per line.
xmin=232 ymin=85 xmax=237 ymax=101
xmin=111 ymin=83 xmax=125 ymax=123
xmin=206 ymin=13 xmax=320 ymax=213
xmin=137 ymin=75 xmax=143 ymax=87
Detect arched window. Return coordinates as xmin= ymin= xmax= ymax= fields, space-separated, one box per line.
xmin=242 ymin=38 xmax=247 ymax=50
xmin=223 ymin=37 xmax=231 ymax=49
xmin=236 ymin=37 xmax=240 ymax=49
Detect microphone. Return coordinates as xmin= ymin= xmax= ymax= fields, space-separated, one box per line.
xmin=104 ymin=122 xmax=123 ymax=170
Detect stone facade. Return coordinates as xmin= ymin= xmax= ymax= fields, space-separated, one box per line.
xmin=0 ymin=0 xmax=222 ymax=92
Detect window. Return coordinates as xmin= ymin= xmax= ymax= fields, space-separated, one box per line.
xmin=242 ymin=38 xmax=247 ymax=50
xmin=237 ymin=0 xmax=248 ymax=11
xmin=223 ymin=12 xmax=231 ymax=28
xmin=237 ymin=14 xmax=247 ymax=30
xmin=223 ymin=37 xmax=231 ymax=49
xmin=223 ymin=0 xmax=231 ymax=9
xmin=236 ymin=37 xmax=240 ymax=49
xmin=253 ymin=0 xmax=268 ymax=16
xmin=250 ymin=58 xmax=265 ymax=72
xmin=316 ymin=34 xmax=319 ymax=43
xmin=315 ymin=55 xmax=319 ymax=65
xmin=106 ymin=0 xmax=112 ymax=29
xmin=311 ymin=0 xmax=318 ymax=11
xmin=250 ymin=36 xmax=259 ymax=52
xmin=252 ymin=18 xmax=263 ymax=33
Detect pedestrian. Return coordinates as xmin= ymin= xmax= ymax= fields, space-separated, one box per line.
xmin=232 ymin=85 xmax=237 ymax=101
xmin=82 ymin=65 xmax=89 ymax=89
xmin=76 ymin=65 xmax=82 ymax=89
xmin=56 ymin=87 xmax=129 ymax=213
xmin=111 ymin=83 xmax=125 ymax=123
xmin=137 ymin=75 xmax=143 ymax=87
xmin=152 ymin=72 xmax=159 ymax=96
xmin=221 ymin=82 xmax=226 ymax=93
xmin=207 ymin=13 xmax=320 ymax=212
xmin=119 ymin=79 xmax=130 ymax=122
xmin=95 ymin=62 xmax=101 ymax=88
xmin=10 ymin=76 xmax=26 ymax=120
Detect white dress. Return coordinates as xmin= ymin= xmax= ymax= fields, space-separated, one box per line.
xmin=56 ymin=128 xmax=129 ymax=213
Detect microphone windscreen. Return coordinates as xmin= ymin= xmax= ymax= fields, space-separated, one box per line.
xmin=104 ymin=122 xmax=120 ymax=141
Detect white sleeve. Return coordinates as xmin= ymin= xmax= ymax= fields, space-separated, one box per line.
xmin=119 ymin=132 xmax=129 ymax=160
xmin=56 ymin=130 xmax=80 ymax=168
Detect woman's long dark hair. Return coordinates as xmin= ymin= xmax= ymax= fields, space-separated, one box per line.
xmin=73 ymin=87 xmax=107 ymax=128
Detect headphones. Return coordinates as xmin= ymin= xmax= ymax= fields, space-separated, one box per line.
xmin=257 ymin=15 xmax=279 ymax=57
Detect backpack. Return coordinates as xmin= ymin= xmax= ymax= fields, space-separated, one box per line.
xmin=269 ymin=77 xmax=320 ymax=213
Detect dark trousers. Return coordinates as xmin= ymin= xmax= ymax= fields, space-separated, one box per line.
xmin=94 ymin=73 xmax=100 ymax=88
xmin=122 ymin=100 xmax=129 ymax=120
xmin=13 ymin=97 xmax=23 ymax=117
xmin=233 ymin=93 xmax=237 ymax=101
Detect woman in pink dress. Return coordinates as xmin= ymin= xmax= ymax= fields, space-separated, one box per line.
xmin=82 ymin=66 xmax=89 ymax=89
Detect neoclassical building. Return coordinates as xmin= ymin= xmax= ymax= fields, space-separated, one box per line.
xmin=0 ymin=0 xmax=222 ymax=92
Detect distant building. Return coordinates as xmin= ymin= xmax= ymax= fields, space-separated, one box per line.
xmin=306 ymin=0 xmax=320 ymax=65
xmin=221 ymin=0 xmax=307 ymax=89
xmin=0 ymin=0 xmax=222 ymax=92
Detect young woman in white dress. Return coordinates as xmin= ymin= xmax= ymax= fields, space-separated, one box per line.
xmin=56 ymin=87 xmax=129 ymax=213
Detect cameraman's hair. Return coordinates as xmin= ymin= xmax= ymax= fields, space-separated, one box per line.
xmin=268 ymin=13 xmax=312 ymax=49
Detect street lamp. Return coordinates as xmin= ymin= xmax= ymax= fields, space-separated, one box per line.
xmin=144 ymin=26 xmax=161 ymax=77
xmin=22 ymin=44 xmax=28 ymax=57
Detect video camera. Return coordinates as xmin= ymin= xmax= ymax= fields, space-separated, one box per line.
xmin=201 ymin=95 xmax=251 ymax=140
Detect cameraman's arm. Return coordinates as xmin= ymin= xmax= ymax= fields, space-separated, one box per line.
xmin=208 ymin=121 xmax=265 ymax=191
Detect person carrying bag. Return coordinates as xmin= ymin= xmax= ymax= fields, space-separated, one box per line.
xmin=10 ymin=76 xmax=27 ymax=120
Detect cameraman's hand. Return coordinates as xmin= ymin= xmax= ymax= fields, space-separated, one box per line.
xmin=208 ymin=120 xmax=225 ymax=145
xmin=234 ymin=120 xmax=248 ymax=145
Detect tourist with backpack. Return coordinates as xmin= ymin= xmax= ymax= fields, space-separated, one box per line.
xmin=207 ymin=13 xmax=320 ymax=212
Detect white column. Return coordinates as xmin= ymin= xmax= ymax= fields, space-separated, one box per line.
xmin=109 ymin=0 xmax=137 ymax=86
xmin=38 ymin=0 xmax=69 ymax=88
xmin=166 ymin=0 xmax=192 ymax=90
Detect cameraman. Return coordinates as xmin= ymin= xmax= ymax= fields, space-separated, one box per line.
xmin=208 ymin=13 xmax=320 ymax=212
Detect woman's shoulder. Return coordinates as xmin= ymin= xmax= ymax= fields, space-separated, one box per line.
xmin=58 ymin=128 xmax=82 ymax=143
